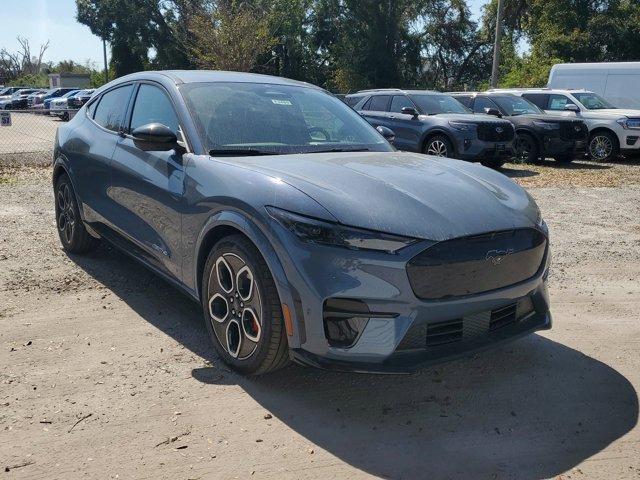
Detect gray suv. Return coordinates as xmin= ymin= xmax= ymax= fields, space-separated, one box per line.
xmin=347 ymin=89 xmax=516 ymax=168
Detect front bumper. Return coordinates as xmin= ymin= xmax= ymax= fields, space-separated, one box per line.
xmin=542 ymin=136 xmax=586 ymax=156
xmin=453 ymin=136 xmax=515 ymax=161
xmin=272 ymin=225 xmax=551 ymax=373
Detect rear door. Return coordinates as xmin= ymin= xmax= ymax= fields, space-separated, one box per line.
xmin=73 ymin=83 xmax=135 ymax=227
xmin=108 ymin=82 xmax=185 ymax=278
xmin=358 ymin=95 xmax=392 ymax=129
xmin=386 ymin=95 xmax=422 ymax=151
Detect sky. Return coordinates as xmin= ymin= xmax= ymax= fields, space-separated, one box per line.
xmin=0 ymin=0 xmax=488 ymax=67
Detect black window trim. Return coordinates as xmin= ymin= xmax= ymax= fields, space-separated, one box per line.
xmin=390 ymin=94 xmax=420 ymax=114
xmin=124 ymin=80 xmax=192 ymax=153
xmin=86 ymin=82 xmax=136 ymax=136
xmin=474 ymin=95 xmax=503 ymax=115
xmin=367 ymin=94 xmax=392 ymax=113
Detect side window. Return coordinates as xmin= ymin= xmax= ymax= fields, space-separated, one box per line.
xmin=522 ymin=93 xmax=549 ymax=109
xmin=455 ymin=96 xmax=473 ymax=108
xmin=361 ymin=97 xmax=373 ymax=110
xmin=93 ymin=85 xmax=133 ymax=132
xmin=548 ymin=94 xmax=576 ymax=111
xmin=130 ymin=84 xmax=180 ymax=133
xmin=390 ymin=95 xmax=415 ymax=113
xmin=473 ymin=97 xmax=499 ymax=114
xmin=368 ymin=95 xmax=391 ymax=112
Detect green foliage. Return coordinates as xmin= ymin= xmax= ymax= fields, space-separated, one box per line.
xmin=72 ymin=0 xmax=640 ymax=92
xmin=9 ymin=73 xmax=48 ymax=88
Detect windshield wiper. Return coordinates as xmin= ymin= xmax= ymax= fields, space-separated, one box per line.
xmin=310 ymin=147 xmax=371 ymax=153
xmin=209 ymin=149 xmax=277 ymax=156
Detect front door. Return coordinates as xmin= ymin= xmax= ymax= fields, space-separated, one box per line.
xmin=108 ymin=82 xmax=185 ymax=279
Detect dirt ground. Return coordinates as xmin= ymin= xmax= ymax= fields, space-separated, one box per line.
xmin=1 ymin=160 xmax=639 ymax=480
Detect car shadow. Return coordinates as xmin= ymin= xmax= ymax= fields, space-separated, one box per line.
xmin=69 ymin=245 xmax=639 ymax=480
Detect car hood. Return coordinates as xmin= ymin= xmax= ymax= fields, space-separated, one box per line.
xmin=432 ymin=113 xmax=511 ymax=124
xmin=514 ymin=113 xmax=582 ymax=123
xmin=219 ymin=151 xmax=539 ymax=241
xmin=581 ymin=108 xmax=640 ymax=118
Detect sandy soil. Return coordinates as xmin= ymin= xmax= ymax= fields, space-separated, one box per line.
xmin=1 ymin=164 xmax=639 ymax=480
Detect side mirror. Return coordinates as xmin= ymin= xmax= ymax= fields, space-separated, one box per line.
xmin=401 ymin=106 xmax=419 ymax=117
xmin=484 ymin=107 xmax=502 ymax=117
xmin=376 ymin=125 xmax=396 ymax=144
xmin=564 ymin=104 xmax=580 ymax=113
xmin=131 ymin=123 xmax=180 ymax=152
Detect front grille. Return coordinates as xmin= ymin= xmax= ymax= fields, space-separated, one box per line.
xmin=406 ymin=228 xmax=546 ymax=300
xmin=477 ymin=122 xmax=515 ymax=142
xmin=396 ymin=299 xmax=534 ymax=351
xmin=559 ymin=121 xmax=588 ymax=141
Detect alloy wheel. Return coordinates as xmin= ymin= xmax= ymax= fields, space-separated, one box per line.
xmin=589 ymin=135 xmax=613 ymax=161
xmin=207 ymin=253 xmax=262 ymax=359
xmin=426 ymin=140 xmax=448 ymax=157
xmin=56 ymin=183 xmax=75 ymax=244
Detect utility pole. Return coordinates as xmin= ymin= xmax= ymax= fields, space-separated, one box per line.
xmin=490 ymin=0 xmax=504 ymax=88
xmin=102 ymin=38 xmax=109 ymax=84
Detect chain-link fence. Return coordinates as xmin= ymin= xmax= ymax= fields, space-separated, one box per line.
xmin=0 ymin=109 xmax=78 ymax=166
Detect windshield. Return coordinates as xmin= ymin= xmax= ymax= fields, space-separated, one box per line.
xmin=63 ymin=90 xmax=79 ymax=98
xmin=573 ymin=92 xmax=614 ymax=110
xmin=491 ymin=95 xmax=543 ymax=115
xmin=182 ymin=82 xmax=392 ymax=155
xmin=410 ymin=94 xmax=470 ymax=114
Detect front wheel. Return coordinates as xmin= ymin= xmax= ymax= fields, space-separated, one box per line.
xmin=424 ymin=135 xmax=454 ymax=158
xmin=514 ymin=133 xmax=539 ymax=163
xmin=588 ymin=131 xmax=618 ymax=162
xmin=201 ymin=235 xmax=290 ymax=375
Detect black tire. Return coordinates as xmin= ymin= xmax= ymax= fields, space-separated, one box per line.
xmin=62 ymin=112 xmax=69 ymax=121
xmin=554 ymin=154 xmax=574 ymax=163
xmin=480 ymin=158 xmax=506 ymax=169
xmin=424 ymin=135 xmax=454 ymax=158
xmin=514 ymin=133 xmax=539 ymax=163
xmin=588 ymin=131 xmax=618 ymax=162
xmin=54 ymin=173 xmax=99 ymax=253
xmin=201 ymin=234 xmax=289 ymax=375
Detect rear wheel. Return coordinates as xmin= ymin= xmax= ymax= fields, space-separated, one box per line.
xmin=54 ymin=173 xmax=99 ymax=253
xmin=424 ymin=135 xmax=454 ymax=158
xmin=588 ymin=131 xmax=618 ymax=162
xmin=514 ymin=133 xmax=539 ymax=163
xmin=201 ymin=234 xmax=289 ymax=375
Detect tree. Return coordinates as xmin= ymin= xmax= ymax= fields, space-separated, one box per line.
xmin=187 ymin=1 xmax=276 ymax=71
xmin=0 ymin=37 xmax=50 ymax=83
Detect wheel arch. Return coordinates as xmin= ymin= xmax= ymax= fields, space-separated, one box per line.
xmin=421 ymin=129 xmax=457 ymax=156
xmin=515 ymin=128 xmax=542 ymax=151
xmin=194 ymin=211 xmax=302 ymax=348
xmin=589 ymin=127 xmax=620 ymax=146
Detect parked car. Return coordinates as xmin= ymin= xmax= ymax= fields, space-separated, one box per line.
xmin=53 ymin=71 xmax=551 ymax=375
xmin=0 ymin=89 xmax=43 ymax=110
xmin=451 ymin=92 xmax=588 ymax=163
xmin=491 ymin=88 xmax=640 ymax=161
xmin=66 ymin=89 xmax=95 ymax=110
xmin=548 ymin=62 xmax=640 ymax=109
xmin=28 ymin=87 xmax=78 ymax=110
xmin=0 ymin=86 xmax=32 ymax=100
xmin=48 ymin=90 xmax=80 ymax=120
xmin=346 ymin=89 xmax=516 ymax=168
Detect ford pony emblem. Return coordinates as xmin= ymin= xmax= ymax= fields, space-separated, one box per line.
xmin=485 ymin=248 xmax=514 ymax=265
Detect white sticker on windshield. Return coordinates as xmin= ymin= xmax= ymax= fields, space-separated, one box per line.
xmin=271 ymin=99 xmax=292 ymax=106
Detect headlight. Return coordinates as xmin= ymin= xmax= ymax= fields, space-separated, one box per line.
xmin=448 ymin=121 xmax=477 ymax=131
xmin=617 ymin=117 xmax=640 ymax=130
xmin=533 ymin=121 xmax=559 ymax=131
xmin=267 ymin=206 xmax=418 ymax=253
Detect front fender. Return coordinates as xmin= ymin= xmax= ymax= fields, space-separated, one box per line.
xmin=194 ymin=210 xmax=303 ymax=349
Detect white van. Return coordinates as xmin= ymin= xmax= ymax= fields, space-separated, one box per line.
xmin=548 ymin=62 xmax=640 ymax=109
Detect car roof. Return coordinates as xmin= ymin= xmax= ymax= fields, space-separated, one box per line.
xmin=352 ymin=88 xmax=442 ymax=96
xmin=104 ymin=70 xmax=321 ymax=90
xmin=488 ymin=87 xmax=593 ymax=94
